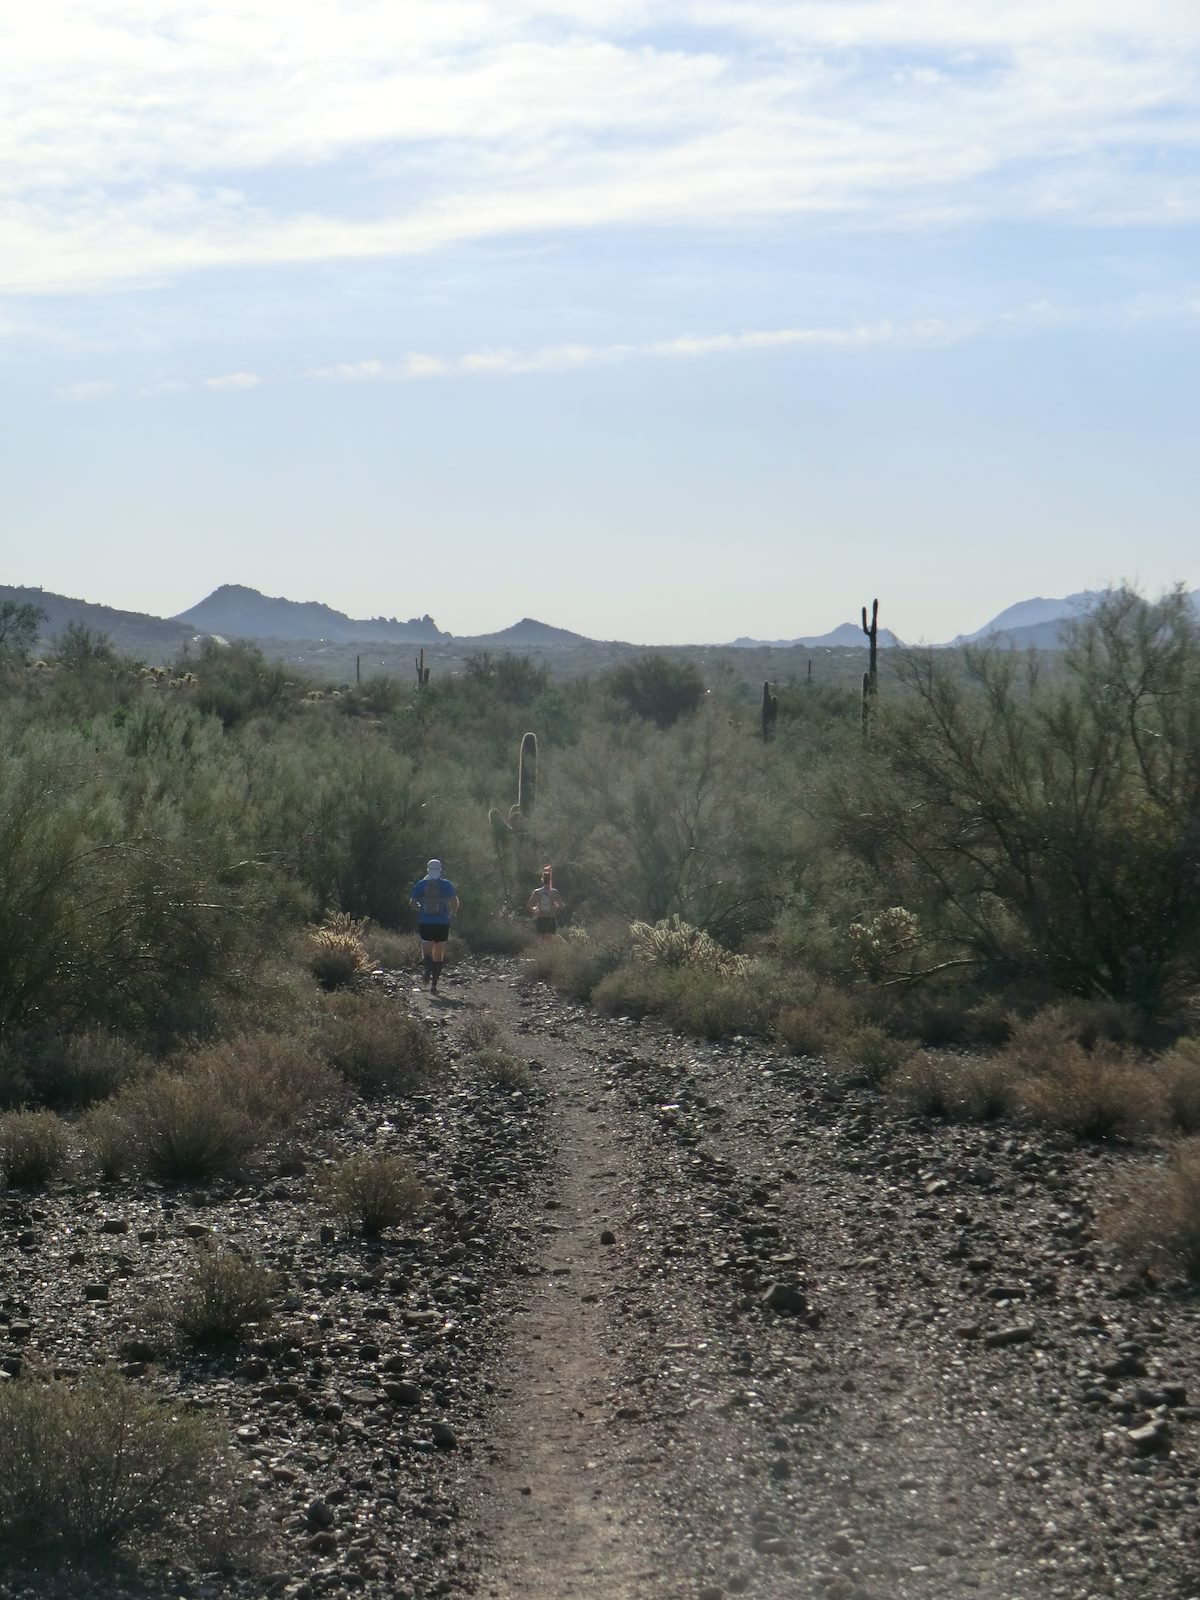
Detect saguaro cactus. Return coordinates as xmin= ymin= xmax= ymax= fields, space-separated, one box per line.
xmin=510 ymin=731 xmax=538 ymax=824
xmin=761 ymin=681 xmax=778 ymax=741
xmin=415 ymin=648 xmax=430 ymax=690
xmin=861 ymin=671 xmax=871 ymax=744
xmin=861 ymin=599 xmax=879 ymax=696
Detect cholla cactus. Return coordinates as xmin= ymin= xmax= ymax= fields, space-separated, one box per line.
xmin=628 ymin=914 xmax=750 ymax=977
xmin=308 ymin=910 xmax=372 ymax=988
xmin=846 ymin=906 xmax=919 ymax=979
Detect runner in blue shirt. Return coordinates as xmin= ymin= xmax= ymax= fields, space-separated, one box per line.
xmin=409 ymin=859 xmax=460 ymax=993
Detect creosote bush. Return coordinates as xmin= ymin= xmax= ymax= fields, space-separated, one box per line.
xmin=79 ymin=1103 xmax=137 ymax=1182
xmin=459 ymin=1012 xmax=503 ymax=1053
xmin=1106 ymin=1139 xmax=1200 ymax=1281
xmin=0 ymin=1370 xmax=225 ymax=1555
xmin=317 ymin=991 xmax=440 ymax=1095
xmin=184 ymin=1032 xmax=339 ymax=1130
xmin=0 ymin=1110 xmax=71 ymax=1187
xmin=318 ymin=1152 xmax=426 ymax=1237
xmin=886 ymin=1051 xmax=1019 ymax=1122
xmin=170 ymin=1248 xmax=279 ymax=1344
xmin=308 ymin=911 xmax=370 ymax=990
xmin=116 ymin=1072 xmax=256 ymax=1181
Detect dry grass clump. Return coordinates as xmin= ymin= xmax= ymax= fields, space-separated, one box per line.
xmin=78 ymin=1103 xmax=138 ymax=1182
xmin=887 ymin=1051 xmax=1020 ymax=1121
xmin=1105 ymin=1139 xmax=1200 ymax=1281
xmin=1017 ymin=1046 xmax=1166 ymax=1140
xmin=0 ymin=1110 xmax=71 ymax=1187
xmin=466 ymin=1048 xmax=533 ymax=1091
xmin=1157 ymin=1038 xmax=1200 ymax=1134
xmin=459 ymin=1012 xmax=504 ymax=1053
xmin=170 ymin=1248 xmax=279 ymax=1344
xmin=183 ymin=1032 xmax=339 ymax=1130
xmin=0 ymin=1370 xmax=224 ymax=1556
xmin=317 ymin=991 xmax=441 ymax=1094
xmin=308 ymin=911 xmax=371 ymax=990
xmin=629 ymin=914 xmax=749 ymax=978
xmin=318 ymin=1151 xmax=427 ymax=1237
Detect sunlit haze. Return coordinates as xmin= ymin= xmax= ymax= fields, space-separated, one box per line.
xmin=3 ymin=2 xmax=1198 ymax=643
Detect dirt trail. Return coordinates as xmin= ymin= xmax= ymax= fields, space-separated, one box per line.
xmin=427 ymin=960 xmax=1200 ymax=1600
xmin=450 ymin=970 xmax=672 ymax=1600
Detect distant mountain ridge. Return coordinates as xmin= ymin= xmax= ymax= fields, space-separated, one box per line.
xmin=728 ymin=623 xmax=905 ymax=649
xmin=175 ymin=584 xmax=447 ymax=643
xmin=950 ymin=589 xmax=1200 ymax=650
xmin=1 ymin=584 xmax=196 ymax=653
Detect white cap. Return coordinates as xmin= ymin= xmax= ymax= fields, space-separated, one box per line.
xmin=427 ymin=859 xmax=443 ymax=878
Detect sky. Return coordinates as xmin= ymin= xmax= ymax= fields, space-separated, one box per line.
xmin=2 ymin=1 xmax=1198 ymax=645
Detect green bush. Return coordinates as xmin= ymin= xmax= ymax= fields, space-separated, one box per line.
xmin=170 ymin=1249 xmax=279 ymax=1344
xmin=0 ymin=1110 xmax=71 ymax=1186
xmin=183 ymin=1031 xmax=338 ymax=1130
xmin=317 ymin=991 xmax=441 ymax=1094
xmin=0 ymin=1371 xmax=224 ymax=1555
xmin=318 ymin=1152 xmax=426 ymax=1237
xmin=833 ymin=1025 xmax=913 ymax=1085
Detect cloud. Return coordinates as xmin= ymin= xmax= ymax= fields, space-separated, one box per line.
xmin=203 ymin=370 xmax=260 ymax=390
xmin=311 ymin=317 xmax=973 ymax=383
xmin=55 ymin=379 xmax=115 ymax=402
xmin=1 ymin=3 xmax=1198 ymax=296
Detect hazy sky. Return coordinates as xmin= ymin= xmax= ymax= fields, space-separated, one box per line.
xmin=3 ymin=1 xmax=1198 ymax=644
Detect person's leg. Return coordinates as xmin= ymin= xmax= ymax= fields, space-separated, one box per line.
xmin=429 ymin=939 xmax=447 ymax=991
xmin=419 ymin=938 xmax=434 ymax=985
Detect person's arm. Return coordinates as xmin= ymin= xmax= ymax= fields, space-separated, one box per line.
xmin=527 ymin=891 xmax=540 ymax=912
xmin=450 ymin=894 xmax=461 ymax=917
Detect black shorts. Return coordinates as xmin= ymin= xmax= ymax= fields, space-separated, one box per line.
xmin=535 ymin=916 xmax=558 ymax=936
xmin=418 ymin=923 xmax=450 ymax=943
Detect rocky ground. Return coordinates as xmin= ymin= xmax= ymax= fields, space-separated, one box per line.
xmin=4 ymin=956 xmax=1200 ymax=1600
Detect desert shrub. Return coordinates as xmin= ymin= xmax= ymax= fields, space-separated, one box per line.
xmin=605 ymin=653 xmax=705 ymax=729
xmin=458 ymin=916 xmax=530 ymax=956
xmin=78 ymin=1103 xmax=138 ymax=1181
xmin=117 ymin=1072 xmax=256 ymax=1181
xmin=308 ymin=911 xmax=370 ymax=990
xmin=846 ymin=907 xmax=919 ymax=981
xmin=593 ymin=963 xmax=777 ymax=1040
xmin=0 ymin=1029 xmax=152 ymax=1111
xmin=1105 ymin=1139 xmax=1200 ymax=1281
xmin=1157 ymin=1039 xmax=1200 ymax=1134
xmin=466 ymin=1048 xmax=533 ymax=1091
xmin=318 ymin=1152 xmax=426 ymax=1237
xmin=886 ymin=1052 xmax=960 ymax=1119
xmin=364 ymin=927 xmax=412 ymax=969
xmin=460 ymin=1012 xmax=504 ymax=1052
xmin=183 ymin=1033 xmax=338 ymax=1130
xmin=0 ymin=1110 xmax=71 ymax=1187
xmin=886 ymin=1051 xmax=1019 ymax=1121
xmin=997 ymin=1008 xmax=1083 ymax=1077
xmin=629 ymin=914 xmax=750 ymax=978
xmin=1017 ymin=1044 xmax=1166 ymax=1141
xmin=776 ymin=987 xmax=861 ymax=1058
xmin=0 ymin=1370 xmax=223 ymax=1555
xmin=170 ymin=1249 xmax=279 ymax=1344
xmin=317 ymin=991 xmax=441 ymax=1094
xmin=527 ymin=925 xmax=627 ymax=1001
xmin=833 ymin=1026 xmax=913 ymax=1086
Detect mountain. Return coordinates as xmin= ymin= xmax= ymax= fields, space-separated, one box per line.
xmin=175 ymin=584 xmax=447 ymax=643
xmin=466 ymin=617 xmax=595 ymax=648
xmin=727 ymin=623 xmax=904 ymax=649
xmin=948 ymin=592 xmax=1099 ymax=647
xmin=948 ymin=590 xmax=1200 ymax=650
xmin=1 ymin=584 xmax=196 ymax=655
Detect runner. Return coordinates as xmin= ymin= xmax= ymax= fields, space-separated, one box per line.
xmin=409 ymin=858 xmax=460 ymax=993
xmin=527 ymin=865 xmax=565 ymax=936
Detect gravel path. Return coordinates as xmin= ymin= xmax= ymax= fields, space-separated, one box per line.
xmin=3 ymin=956 xmax=1200 ymax=1600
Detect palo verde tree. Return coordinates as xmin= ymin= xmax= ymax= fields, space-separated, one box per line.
xmin=828 ymin=586 xmax=1200 ymax=1013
